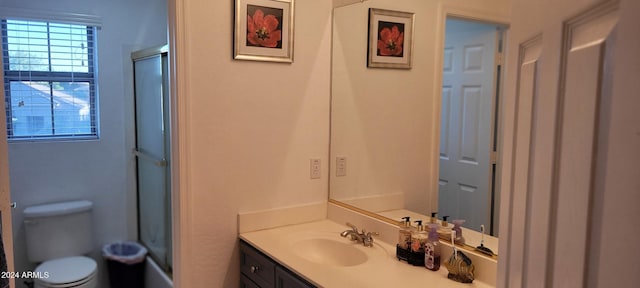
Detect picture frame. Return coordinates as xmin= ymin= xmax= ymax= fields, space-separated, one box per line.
xmin=234 ymin=0 xmax=294 ymax=63
xmin=367 ymin=8 xmax=415 ymax=69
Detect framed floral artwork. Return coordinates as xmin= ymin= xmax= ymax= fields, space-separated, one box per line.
xmin=234 ymin=0 xmax=294 ymax=63
xmin=367 ymin=8 xmax=414 ymax=69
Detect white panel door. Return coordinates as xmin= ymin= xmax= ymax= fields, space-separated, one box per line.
xmin=439 ymin=18 xmax=498 ymax=232
xmin=499 ymin=0 xmax=640 ymax=287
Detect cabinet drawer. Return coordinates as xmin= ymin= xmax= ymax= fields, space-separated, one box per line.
xmin=240 ymin=240 xmax=276 ymax=288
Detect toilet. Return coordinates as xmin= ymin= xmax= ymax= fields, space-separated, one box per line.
xmin=24 ymin=200 xmax=98 ymax=288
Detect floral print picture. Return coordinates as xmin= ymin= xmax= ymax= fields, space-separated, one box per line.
xmin=246 ymin=5 xmax=283 ymax=49
xmin=376 ymin=21 xmax=405 ymax=57
xmin=367 ymin=8 xmax=414 ymax=69
xmin=235 ymin=0 xmax=294 ymax=63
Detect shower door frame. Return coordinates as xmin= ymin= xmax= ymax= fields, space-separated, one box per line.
xmin=132 ymin=45 xmax=173 ymax=273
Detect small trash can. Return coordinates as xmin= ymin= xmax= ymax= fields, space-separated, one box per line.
xmin=103 ymin=241 xmax=148 ymax=288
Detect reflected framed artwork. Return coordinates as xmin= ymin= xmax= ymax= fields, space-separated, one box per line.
xmin=367 ymin=8 xmax=414 ymax=69
xmin=234 ymin=0 xmax=294 ymax=63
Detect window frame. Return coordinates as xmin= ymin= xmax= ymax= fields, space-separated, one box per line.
xmin=1 ymin=19 xmax=98 ymax=141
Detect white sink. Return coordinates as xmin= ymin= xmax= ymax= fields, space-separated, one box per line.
xmin=292 ymin=238 xmax=369 ymax=267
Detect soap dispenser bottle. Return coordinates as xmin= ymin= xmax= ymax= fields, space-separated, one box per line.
xmin=452 ymin=219 xmax=466 ymax=245
xmin=403 ymin=220 xmax=426 ymax=266
xmin=398 ymin=216 xmax=412 ymax=250
xmin=438 ymin=216 xmax=452 ymax=238
xmin=411 ymin=220 xmax=428 ymax=253
xmin=397 ymin=216 xmax=413 ymax=262
xmin=430 ymin=212 xmax=439 ymax=225
xmin=425 ymin=224 xmax=441 ymax=271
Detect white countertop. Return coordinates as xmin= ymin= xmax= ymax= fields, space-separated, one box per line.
xmin=240 ymin=219 xmax=494 ymax=288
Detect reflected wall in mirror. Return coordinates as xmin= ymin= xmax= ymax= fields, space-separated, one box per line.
xmin=329 ymin=0 xmax=510 ymax=252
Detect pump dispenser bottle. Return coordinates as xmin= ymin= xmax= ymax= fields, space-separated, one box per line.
xmin=396 ymin=216 xmax=413 ymax=262
xmin=430 ymin=212 xmax=439 ymax=225
xmin=398 ymin=216 xmax=412 ymax=250
xmin=411 ymin=220 xmax=428 ymax=253
xmin=425 ymin=224 xmax=441 ymax=271
xmin=452 ymin=219 xmax=466 ymax=245
xmin=438 ymin=215 xmax=452 ymax=238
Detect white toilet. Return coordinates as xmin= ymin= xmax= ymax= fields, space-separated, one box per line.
xmin=24 ymin=200 xmax=98 ymax=288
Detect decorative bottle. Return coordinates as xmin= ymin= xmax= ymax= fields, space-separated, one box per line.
xmin=425 ymin=223 xmax=441 ymax=271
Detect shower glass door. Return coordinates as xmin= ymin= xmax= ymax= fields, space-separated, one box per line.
xmin=133 ymin=46 xmax=172 ymax=271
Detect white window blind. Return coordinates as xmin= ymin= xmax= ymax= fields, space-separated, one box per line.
xmin=2 ymin=19 xmax=98 ymax=140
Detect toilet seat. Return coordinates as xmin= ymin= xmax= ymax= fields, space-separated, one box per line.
xmin=34 ymin=256 xmax=97 ymax=288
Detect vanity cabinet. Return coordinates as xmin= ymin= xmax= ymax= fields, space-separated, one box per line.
xmin=240 ymin=240 xmax=316 ymax=288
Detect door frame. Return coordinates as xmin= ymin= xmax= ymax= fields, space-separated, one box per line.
xmin=431 ymin=4 xmax=510 ymax=236
xmin=131 ymin=45 xmax=172 ymax=271
xmin=167 ymin=0 xmax=188 ymax=286
xmin=0 ymin=65 xmax=15 ymax=288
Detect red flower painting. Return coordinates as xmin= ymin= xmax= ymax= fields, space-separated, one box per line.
xmin=247 ymin=9 xmax=282 ymax=48
xmin=377 ymin=25 xmax=404 ymax=56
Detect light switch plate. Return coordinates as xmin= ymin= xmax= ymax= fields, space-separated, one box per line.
xmin=310 ymin=158 xmax=321 ymax=179
xmin=336 ymin=156 xmax=347 ymax=177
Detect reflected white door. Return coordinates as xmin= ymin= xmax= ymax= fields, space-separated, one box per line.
xmin=439 ymin=18 xmax=498 ymax=233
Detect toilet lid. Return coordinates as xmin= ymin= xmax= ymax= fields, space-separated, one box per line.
xmin=36 ymin=256 xmax=97 ymax=285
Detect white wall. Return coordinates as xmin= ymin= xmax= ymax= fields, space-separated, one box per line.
xmin=172 ymin=0 xmax=331 ymax=286
xmin=0 ymin=0 xmax=167 ymax=287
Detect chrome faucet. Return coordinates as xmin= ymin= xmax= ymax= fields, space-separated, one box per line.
xmin=340 ymin=223 xmax=378 ymax=247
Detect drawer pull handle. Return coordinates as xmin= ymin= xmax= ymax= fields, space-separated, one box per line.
xmin=250 ymin=265 xmax=260 ymax=273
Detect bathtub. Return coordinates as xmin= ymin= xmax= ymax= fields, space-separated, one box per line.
xmin=145 ymin=256 xmax=172 ymax=288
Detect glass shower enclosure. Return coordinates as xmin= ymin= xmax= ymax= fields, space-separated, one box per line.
xmin=132 ymin=45 xmax=172 ymax=272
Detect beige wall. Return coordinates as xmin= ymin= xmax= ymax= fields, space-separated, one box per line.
xmin=330 ymin=0 xmax=510 ymax=215
xmin=173 ymin=0 xmax=332 ymax=286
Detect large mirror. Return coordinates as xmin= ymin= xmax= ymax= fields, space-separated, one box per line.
xmin=329 ymin=0 xmax=509 ymax=255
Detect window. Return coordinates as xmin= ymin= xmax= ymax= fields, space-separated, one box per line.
xmin=2 ymin=19 xmax=97 ymax=140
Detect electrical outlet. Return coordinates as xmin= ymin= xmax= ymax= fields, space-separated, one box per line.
xmin=310 ymin=158 xmax=321 ymax=179
xmin=336 ymin=156 xmax=347 ymax=177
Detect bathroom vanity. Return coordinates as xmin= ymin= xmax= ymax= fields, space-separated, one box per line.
xmin=239 ymin=219 xmax=494 ymax=288
xmin=240 ymin=240 xmax=316 ymax=288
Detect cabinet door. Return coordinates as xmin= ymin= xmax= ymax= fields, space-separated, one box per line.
xmin=240 ymin=241 xmax=276 ymax=288
xmin=275 ymin=266 xmax=315 ymax=288
xmin=240 ymin=274 xmax=261 ymax=288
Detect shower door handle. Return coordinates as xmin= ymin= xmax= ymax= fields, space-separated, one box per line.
xmin=133 ymin=149 xmax=167 ymax=167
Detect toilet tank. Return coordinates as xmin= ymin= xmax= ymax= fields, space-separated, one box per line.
xmin=24 ymin=200 xmax=94 ymax=263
